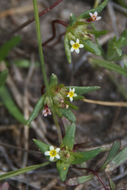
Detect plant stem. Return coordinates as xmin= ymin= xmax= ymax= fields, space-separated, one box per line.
xmin=53 ymin=111 xmax=62 ymax=144
xmin=33 ymin=0 xmax=48 ymax=90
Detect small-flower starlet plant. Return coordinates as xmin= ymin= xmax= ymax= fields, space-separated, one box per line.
xmin=70 ymin=39 xmax=84 ymax=54
xmin=44 ymin=146 xmax=60 ymax=161
xmin=42 ymin=104 xmax=52 ymax=117
xmin=89 ymin=11 xmax=101 ymax=22
xmin=3 ymin=1 xmax=127 ymax=189
xmin=67 ymin=88 xmax=77 ymax=102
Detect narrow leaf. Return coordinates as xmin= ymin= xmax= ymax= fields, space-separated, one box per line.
xmin=90 ymin=58 xmax=127 ymax=77
xmin=107 ymin=32 xmax=127 ymax=61
xmin=56 ymin=161 xmax=70 ymax=181
xmin=106 ymin=146 xmax=127 ymax=172
xmin=101 ymin=141 xmax=121 ymax=170
xmin=62 ymin=123 xmax=76 ymax=150
xmin=13 ymin=59 xmax=31 ymax=68
xmin=49 ymin=73 xmax=58 ymax=87
xmin=68 ymin=86 xmax=100 ymax=95
xmin=33 ymin=139 xmax=49 ymax=154
xmin=27 ymin=96 xmax=44 ymax=125
xmin=72 ymin=148 xmax=102 ymax=164
xmin=0 ymin=86 xmax=26 ymax=124
xmin=0 ymin=70 xmax=8 ymax=87
xmin=0 ymin=36 xmax=21 ymax=62
xmin=0 ymin=162 xmax=49 ymax=181
xmin=83 ymin=40 xmax=101 ymax=56
xmin=59 ymin=108 xmax=76 ymax=122
xmin=64 ymin=35 xmax=72 ymax=64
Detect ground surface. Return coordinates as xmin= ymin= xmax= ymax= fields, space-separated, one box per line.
xmin=0 ymin=0 xmax=127 ymax=189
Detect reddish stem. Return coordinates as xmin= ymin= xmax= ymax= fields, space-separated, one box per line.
xmin=10 ymin=0 xmax=63 ymax=34
xmin=74 ymin=167 xmax=110 ymax=190
xmin=42 ymin=19 xmax=68 ymax=46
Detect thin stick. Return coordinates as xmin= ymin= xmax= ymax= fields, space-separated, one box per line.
xmin=11 ymin=0 xmax=63 ymax=35
xmin=83 ymin=98 xmax=127 ymax=107
xmin=33 ymin=0 xmax=48 ymax=90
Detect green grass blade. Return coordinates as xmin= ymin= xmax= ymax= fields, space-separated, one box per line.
xmin=27 ymin=96 xmax=44 ymax=126
xmin=0 ymin=86 xmax=26 ymax=124
xmin=0 ymin=162 xmax=49 ymax=181
xmin=90 ymin=58 xmax=127 ymax=77
xmin=0 ymin=70 xmax=8 ymax=87
xmin=0 ymin=36 xmax=21 ymax=62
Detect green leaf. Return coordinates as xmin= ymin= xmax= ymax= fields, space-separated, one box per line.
xmin=68 ymin=86 xmax=100 ymax=95
xmin=62 ymin=123 xmax=76 ymax=150
xmin=66 ymin=174 xmax=93 ymax=185
xmin=71 ymin=148 xmax=102 ymax=164
xmin=56 ymin=160 xmax=70 ymax=181
xmin=0 ymin=162 xmax=49 ymax=181
xmin=33 ymin=139 xmax=49 ymax=154
xmin=0 ymin=86 xmax=26 ymax=124
xmin=106 ymin=146 xmax=127 ymax=172
xmin=64 ymin=34 xmax=72 ymax=64
xmin=90 ymin=58 xmax=127 ymax=77
xmin=0 ymin=36 xmax=21 ymax=62
xmin=49 ymin=73 xmax=58 ymax=88
xmin=101 ymin=141 xmax=121 ymax=170
xmin=83 ymin=40 xmax=101 ymax=56
xmin=0 ymin=70 xmax=8 ymax=87
xmin=78 ymin=0 xmax=109 ymax=19
xmin=59 ymin=108 xmax=76 ymax=122
xmin=27 ymin=96 xmax=44 ymax=125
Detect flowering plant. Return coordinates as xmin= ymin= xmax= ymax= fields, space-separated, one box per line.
xmin=0 ymin=0 xmax=127 ymax=189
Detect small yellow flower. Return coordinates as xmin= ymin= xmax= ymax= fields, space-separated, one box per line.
xmin=89 ymin=11 xmax=101 ymax=21
xmin=67 ymin=88 xmax=77 ymax=102
xmin=70 ymin=39 xmax=84 ymax=54
xmin=44 ymin=146 xmax=60 ymax=161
